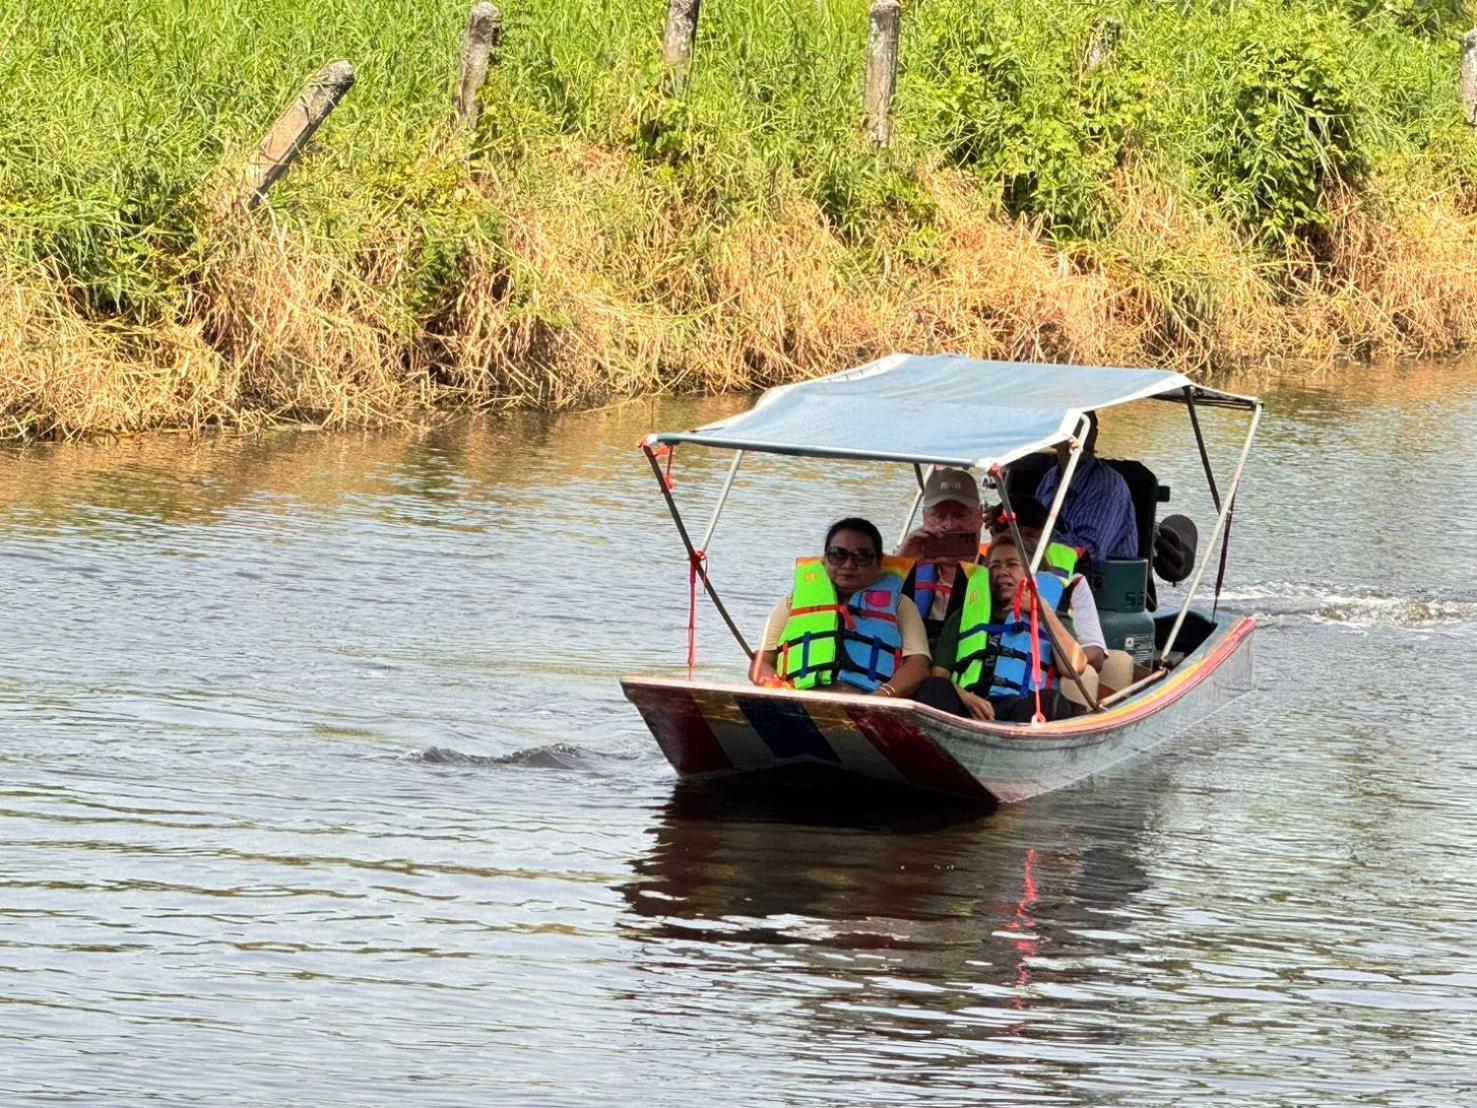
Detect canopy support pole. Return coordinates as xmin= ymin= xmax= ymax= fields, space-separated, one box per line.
xmin=992 ymin=457 xmax=1101 ymax=713
xmin=1183 ymin=385 xmax=1222 ymax=513
xmin=642 ymin=443 xmax=755 ymax=661
xmin=1159 ymin=402 xmax=1262 ymax=667
xmin=896 ymin=463 xmax=929 ymax=549
xmin=1184 ymin=386 xmax=1229 ymax=618
xmin=699 ymin=450 xmax=744 ymax=552
xmin=1033 ymin=414 xmax=1091 ymax=576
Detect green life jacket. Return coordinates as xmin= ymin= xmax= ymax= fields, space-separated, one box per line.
xmin=952 ymin=564 xmax=993 ymax=692
xmin=1043 ymin=542 xmax=1082 ymax=578
xmin=951 ymin=566 xmax=1068 ymax=695
xmin=778 ymin=555 xmax=912 ymax=692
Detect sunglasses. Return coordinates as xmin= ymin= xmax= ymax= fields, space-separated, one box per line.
xmin=826 ymin=545 xmax=878 ymax=567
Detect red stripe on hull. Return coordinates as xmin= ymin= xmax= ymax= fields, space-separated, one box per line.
xmin=845 ymin=705 xmax=993 ymax=800
xmin=629 ymin=686 xmax=732 ymax=775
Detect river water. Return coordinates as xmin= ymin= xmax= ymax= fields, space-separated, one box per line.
xmin=2 ymin=363 xmax=1475 ymax=1106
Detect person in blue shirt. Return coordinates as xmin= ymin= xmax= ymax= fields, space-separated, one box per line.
xmin=1035 ymin=411 xmax=1138 ymax=562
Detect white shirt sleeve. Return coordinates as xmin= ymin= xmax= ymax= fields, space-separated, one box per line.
xmin=1067 ymin=576 xmax=1107 ymax=652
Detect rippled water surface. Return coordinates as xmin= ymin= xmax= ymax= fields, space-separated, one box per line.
xmin=3 ymin=363 xmax=1476 ymax=1106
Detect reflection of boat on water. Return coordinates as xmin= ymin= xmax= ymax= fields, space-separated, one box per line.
xmin=618 ymin=780 xmax=1163 ymax=1071
xmin=623 ymin=354 xmax=1262 ymax=803
xmin=623 ymin=783 xmax=1154 ymax=945
xmin=622 ymin=785 xmax=1004 ymax=948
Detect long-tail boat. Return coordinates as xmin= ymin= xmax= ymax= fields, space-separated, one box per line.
xmin=623 ymin=354 xmax=1261 ymax=803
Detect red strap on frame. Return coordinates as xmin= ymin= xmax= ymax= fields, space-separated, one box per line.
xmin=687 ymin=549 xmax=706 ymax=678
xmin=1013 ymin=575 xmax=1046 ymax=724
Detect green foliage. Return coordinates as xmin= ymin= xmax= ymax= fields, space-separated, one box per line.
xmin=1196 ymin=7 xmax=1368 ymax=249
xmin=899 ymin=1 xmax=1154 ymax=236
xmin=381 ymin=163 xmax=503 ymax=326
xmin=0 ymin=0 xmax=1473 ymax=331
xmin=905 ymin=2 xmax=1098 ymax=231
xmin=1341 ymin=0 xmax=1469 ymax=37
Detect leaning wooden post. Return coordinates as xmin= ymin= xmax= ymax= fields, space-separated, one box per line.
xmin=243 ymin=61 xmax=356 ymax=210
xmin=863 ymin=0 xmax=902 ymax=147
xmin=1461 ymin=29 xmax=1477 ymax=127
xmin=662 ymin=0 xmax=702 ymax=95
xmin=454 ymin=3 xmax=502 ymax=129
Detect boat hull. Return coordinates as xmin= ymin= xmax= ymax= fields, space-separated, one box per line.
xmin=623 ymin=617 xmax=1255 ymax=803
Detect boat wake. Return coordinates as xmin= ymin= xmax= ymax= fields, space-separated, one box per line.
xmin=1213 ymin=584 xmax=1477 ymax=630
xmin=409 ymin=743 xmax=645 ymax=772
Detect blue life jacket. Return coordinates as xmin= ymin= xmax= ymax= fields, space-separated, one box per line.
xmin=911 ymin=562 xmax=949 ymax=610
xmin=836 ymin=573 xmax=906 ymax=693
xmin=956 ymin=573 xmax=1067 ymax=698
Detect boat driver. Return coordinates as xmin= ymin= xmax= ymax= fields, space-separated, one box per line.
xmin=1036 ymin=411 xmax=1139 ymax=562
xmin=750 ymin=517 xmax=932 ymax=698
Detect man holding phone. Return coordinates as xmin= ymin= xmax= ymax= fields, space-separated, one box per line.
xmin=897 ymin=469 xmax=989 ymax=646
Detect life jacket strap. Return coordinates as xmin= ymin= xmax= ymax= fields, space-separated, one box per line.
xmin=778 ymin=628 xmax=840 ymax=682
xmin=838 ymin=628 xmax=902 ymax=684
xmin=957 ymin=620 xmax=1025 ymax=640
xmin=787 ymin=603 xmax=845 ymax=618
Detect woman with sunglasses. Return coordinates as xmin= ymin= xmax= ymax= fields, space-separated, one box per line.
xmin=749 ymin=517 xmax=931 ymax=697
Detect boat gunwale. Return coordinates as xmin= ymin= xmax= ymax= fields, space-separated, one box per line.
xmin=622 ymin=615 xmax=1255 ymax=745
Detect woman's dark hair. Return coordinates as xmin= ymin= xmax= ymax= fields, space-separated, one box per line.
xmin=992 ymin=497 xmax=1050 ymax=535
xmin=825 ymin=517 xmax=883 ymax=556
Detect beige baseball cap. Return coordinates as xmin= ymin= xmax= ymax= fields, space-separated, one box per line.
xmin=922 ymin=468 xmax=981 ymax=510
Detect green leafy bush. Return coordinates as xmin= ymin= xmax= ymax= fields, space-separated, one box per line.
xmin=1197 ymin=7 xmax=1368 ymax=250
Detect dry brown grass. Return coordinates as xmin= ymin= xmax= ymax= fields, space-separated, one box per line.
xmin=1295 ymin=185 xmax=1477 ymax=358
xmin=0 ymin=265 xmax=227 ymax=440
xmin=1093 ymin=168 xmax=1290 ymax=368
xmin=5 ymin=143 xmax=1477 ymax=443
xmin=435 ymin=160 xmax=1144 ymax=408
xmin=194 ymin=212 xmax=430 ymax=427
xmin=886 ymin=172 xmax=1129 ymax=365
xmin=422 ymin=141 xmax=683 ymax=407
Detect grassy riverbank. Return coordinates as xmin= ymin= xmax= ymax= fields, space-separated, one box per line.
xmin=3 ymin=0 xmax=1476 ymax=439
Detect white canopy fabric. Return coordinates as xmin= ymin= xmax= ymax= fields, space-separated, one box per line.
xmin=648 ymin=353 xmax=1257 ymax=469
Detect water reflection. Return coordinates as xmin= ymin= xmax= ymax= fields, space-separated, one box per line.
xmin=3 ymin=363 xmax=1477 ymax=1104
xmin=0 ymin=398 xmax=740 ymax=528
xmin=625 ymin=785 xmax=999 ymax=943
xmin=620 ymin=776 xmax=1170 ymax=1099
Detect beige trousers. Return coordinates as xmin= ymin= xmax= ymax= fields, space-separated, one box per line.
xmin=1059 ymin=650 xmax=1136 ymax=710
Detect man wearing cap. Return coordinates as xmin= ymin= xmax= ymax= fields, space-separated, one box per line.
xmin=897 ymin=468 xmax=988 ymax=648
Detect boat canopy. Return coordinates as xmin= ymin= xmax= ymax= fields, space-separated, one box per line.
xmin=648 ymin=353 xmax=1258 ymax=469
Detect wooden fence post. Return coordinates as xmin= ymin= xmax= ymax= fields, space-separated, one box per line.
xmin=864 ymin=0 xmax=901 ymax=147
xmin=1083 ymin=19 xmax=1121 ymax=75
xmin=662 ymin=0 xmax=702 ymax=95
xmin=1461 ymin=29 xmax=1477 ymax=127
xmin=454 ymin=3 xmax=502 ymax=129
xmin=243 ymin=61 xmax=356 ymax=210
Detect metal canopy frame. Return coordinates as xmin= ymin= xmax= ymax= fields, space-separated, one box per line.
xmin=641 ymin=372 xmax=1261 ymax=701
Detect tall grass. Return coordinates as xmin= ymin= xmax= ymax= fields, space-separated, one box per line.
xmin=1 ymin=0 xmax=1475 ymax=439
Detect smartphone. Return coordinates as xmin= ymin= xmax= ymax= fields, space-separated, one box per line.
xmin=921 ymin=531 xmax=980 ymax=560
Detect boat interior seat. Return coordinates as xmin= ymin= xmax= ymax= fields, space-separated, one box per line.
xmin=1002 ymin=452 xmax=1167 ymax=562
xmin=1154 ymin=609 xmax=1217 ymax=660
